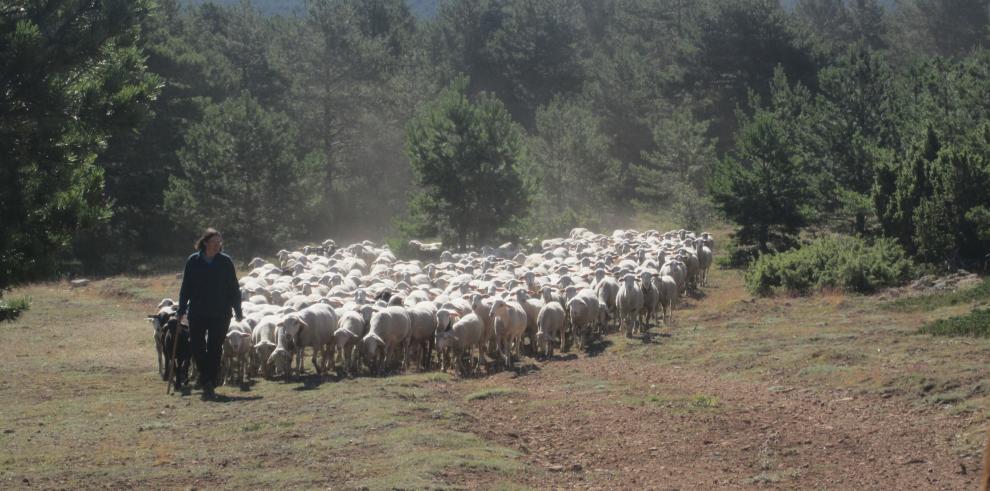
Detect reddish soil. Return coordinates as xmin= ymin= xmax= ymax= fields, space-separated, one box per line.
xmin=450 ymin=351 xmax=978 ymax=490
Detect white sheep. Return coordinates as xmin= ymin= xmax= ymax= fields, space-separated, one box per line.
xmin=594 ymin=275 xmax=619 ymax=332
xmin=268 ymin=303 xmax=338 ymax=379
xmin=362 ymin=306 xmax=411 ymax=375
xmin=513 ymin=288 xmax=544 ymax=356
xmin=616 ymin=274 xmax=644 ymax=337
xmin=251 ymin=315 xmax=280 ymax=378
xmin=435 ymin=311 xmax=485 ymax=375
xmin=222 ymin=330 xmax=253 ymax=384
xmin=566 ymin=293 xmax=599 ymax=350
xmin=655 ymin=274 xmax=678 ymax=325
xmin=489 ymin=298 xmax=528 ymax=369
xmin=406 ymin=301 xmax=439 ymax=370
xmin=333 ymin=311 xmax=367 ymax=376
xmin=536 ymin=302 xmax=566 ymax=358
xmin=696 ymin=239 xmax=713 ymax=287
xmin=639 ymin=271 xmax=659 ymax=331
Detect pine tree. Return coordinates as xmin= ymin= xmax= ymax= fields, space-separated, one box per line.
xmin=404 ymin=78 xmax=529 ymax=249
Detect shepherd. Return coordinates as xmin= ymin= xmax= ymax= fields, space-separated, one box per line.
xmin=176 ymin=228 xmax=243 ymax=400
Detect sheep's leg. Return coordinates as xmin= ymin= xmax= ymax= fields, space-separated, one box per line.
xmin=157 ymin=343 xmax=164 ymax=379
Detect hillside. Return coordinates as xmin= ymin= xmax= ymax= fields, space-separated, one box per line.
xmin=2 ymin=262 xmax=987 ymax=488
xmin=179 ymin=0 xmax=439 ymax=18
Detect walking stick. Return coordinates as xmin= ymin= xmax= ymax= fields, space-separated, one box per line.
xmin=165 ymin=318 xmax=184 ymax=395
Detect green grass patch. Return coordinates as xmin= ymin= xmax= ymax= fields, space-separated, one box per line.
xmin=886 ymin=277 xmax=990 ymax=312
xmin=691 ymin=394 xmax=719 ymax=408
xmin=465 ymin=387 xmax=522 ymax=401
xmin=0 ymin=295 xmax=30 ymax=322
xmin=919 ymin=309 xmax=990 ymax=337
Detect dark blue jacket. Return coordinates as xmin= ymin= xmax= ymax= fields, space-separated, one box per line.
xmin=177 ymin=251 xmax=243 ymax=320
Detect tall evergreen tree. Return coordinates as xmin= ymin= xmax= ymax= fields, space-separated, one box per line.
xmin=0 ymin=0 xmax=159 ymax=287
xmin=404 ymin=78 xmax=529 ymax=249
xmin=682 ymin=0 xmax=823 ymax=151
xmin=527 ymin=97 xmax=619 ymax=234
xmin=163 ymin=93 xmax=325 ymax=255
xmin=710 ymin=109 xmax=813 ymax=253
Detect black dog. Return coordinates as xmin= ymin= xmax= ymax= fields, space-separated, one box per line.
xmin=162 ymin=318 xmax=192 ymax=392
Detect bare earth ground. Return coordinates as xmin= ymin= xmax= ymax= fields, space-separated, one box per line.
xmin=2 ymin=265 xmax=989 ymax=490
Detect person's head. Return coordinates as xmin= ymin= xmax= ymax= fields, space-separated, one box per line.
xmin=195 ymin=228 xmax=223 ymax=256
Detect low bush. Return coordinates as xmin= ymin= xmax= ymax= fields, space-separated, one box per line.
xmin=746 ymin=236 xmax=916 ymax=296
xmin=920 ymin=309 xmax=990 ymax=337
xmin=718 ymin=238 xmax=762 ymax=269
xmin=0 ymin=296 xmax=31 ymax=323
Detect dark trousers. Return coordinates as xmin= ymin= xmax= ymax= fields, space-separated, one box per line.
xmin=189 ymin=316 xmax=230 ymax=388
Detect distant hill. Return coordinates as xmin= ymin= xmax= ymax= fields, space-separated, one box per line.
xmin=779 ymin=0 xmax=897 ymax=10
xmin=180 ymin=0 xmax=438 ymax=18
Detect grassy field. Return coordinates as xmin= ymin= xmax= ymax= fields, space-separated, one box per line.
xmin=2 ymin=262 xmax=990 ymax=489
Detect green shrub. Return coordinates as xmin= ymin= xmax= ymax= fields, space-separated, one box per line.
xmin=746 ymin=236 xmax=916 ymax=296
xmin=920 ymin=309 xmax=990 ymax=337
xmin=0 ymin=296 xmax=31 ymax=323
xmin=718 ymin=237 xmax=762 ymax=269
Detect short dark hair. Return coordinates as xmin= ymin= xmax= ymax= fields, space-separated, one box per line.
xmin=195 ymin=228 xmax=222 ymax=252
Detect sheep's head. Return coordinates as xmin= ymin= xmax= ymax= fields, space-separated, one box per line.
xmin=512 ymin=288 xmax=528 ymax=304
xmin=224 ymin=331 xmax=243 ymax=353
xmin=253 ymin=340 xmax=277 ymax=370
xmin=564 ymin=285 xmax=578 ymax=301
xmin=267 ymin=347 xmax=291 ymax=376
xmin=540 ymin=286 xmax=553 ymax=303
xmin=333 ymin=327 xmax=357 ymax=348
xmin=435 ymin=309 xmax=454 ymax=335
xmin=363 ymin=333 xmax=384 ymax=359
xmin=147 ymin=310 xmax=171 ymax=334
xmin=622 ymin=274 xmax=637 ymax=288
xmin=639 ymin=271 xmax=653 ymax=290
xmin=280 ymin=314 xmax=309 ymax=346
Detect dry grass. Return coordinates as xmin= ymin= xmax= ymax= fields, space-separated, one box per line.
xmin=3 ymin=255 xmax=990 ymax=488
xmin=0 ymin=278 xmax=531 ymax=490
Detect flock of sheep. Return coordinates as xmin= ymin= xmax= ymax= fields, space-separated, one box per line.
xmin=148 ymin=227 xmax=714 ymax=389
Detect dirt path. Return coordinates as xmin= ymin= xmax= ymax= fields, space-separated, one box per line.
xmin=451 ymin=347 xmax=979 ymax=490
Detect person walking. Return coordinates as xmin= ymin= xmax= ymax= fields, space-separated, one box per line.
xmin=176 ymin=228 xmax=243 ymax=400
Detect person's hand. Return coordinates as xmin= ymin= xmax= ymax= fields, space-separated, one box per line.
xmin=178 ymin=314 xmax=188 ymax=326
